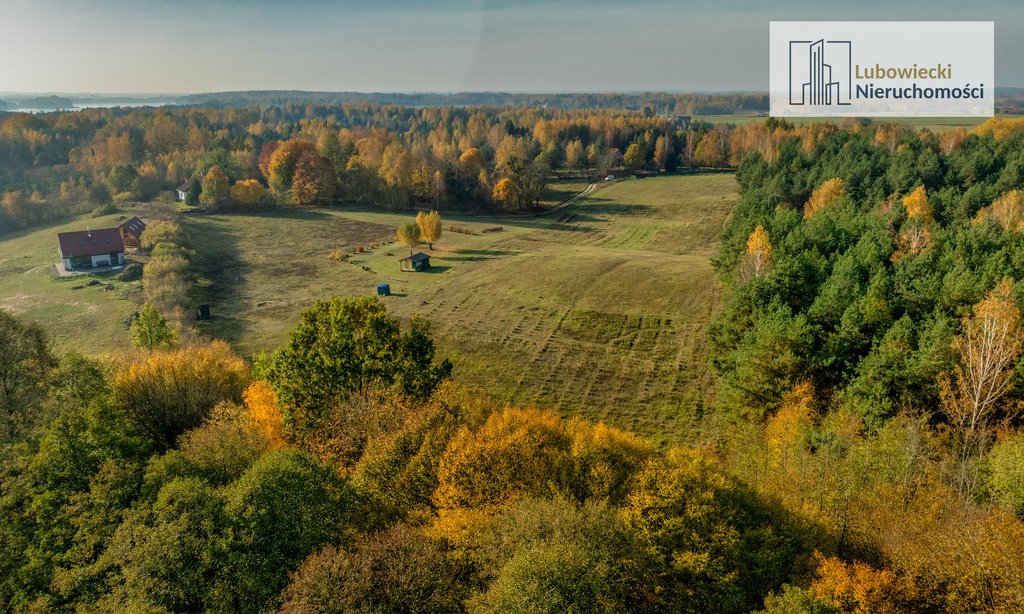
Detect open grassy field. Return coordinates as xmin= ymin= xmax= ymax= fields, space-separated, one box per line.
xmin=0 ymin=211 xmax=142 ymax=354
xmin=184 ymin=174 xmax=736 ymax=442
xmin=0 ymin=175 xmax=735 ymax=442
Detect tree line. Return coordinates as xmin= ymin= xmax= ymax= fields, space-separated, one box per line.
xmin=0 ymin=102 xmax=766 ymax=233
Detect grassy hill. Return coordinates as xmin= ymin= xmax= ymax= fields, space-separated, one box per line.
xmin=185 ymin=174 xmax=736 ymax=442
xmin=0 ymin=212 xmax=141 ymax=353
xmin=0 ymin=174 xmax=736 ymax=442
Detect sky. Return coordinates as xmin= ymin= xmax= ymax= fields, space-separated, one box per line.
xmin=0 ymin=0 xmax=1021 ymax=94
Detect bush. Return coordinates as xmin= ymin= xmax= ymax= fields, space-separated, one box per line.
xmin=116 ymin=263 xmax=143 ymax=281
xmin=988 ymin=433 xmax=1024 ymax=515
xmin=280 ymin=525 xmax=467 ymax=613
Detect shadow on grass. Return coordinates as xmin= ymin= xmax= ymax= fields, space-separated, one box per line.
xmin=214 ymin=208 xmax=333 ymax=221
xmin=184 ymin=217 xmax=254 ymax=347
xmin=419 ymin=265 xmax=452 ymax=274
xmin=442 ymin=248 xmax=519 ymax=262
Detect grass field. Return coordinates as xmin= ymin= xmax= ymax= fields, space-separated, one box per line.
xmin=0 ymin=175 xmax=735 ymax=442
xmin=183 ymin=174 xmax=736 ymax=442
xmin=0 ymin=211 xmax=142 ymax=353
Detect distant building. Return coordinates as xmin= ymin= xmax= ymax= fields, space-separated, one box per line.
xmin=176 ymin=176 xmax=201 ymax=201
xmin=399 ymin=252 xmax=431 ymax=272
xmin=57 ymin=228 xmax=125 ymax=271
xmin=118 ymin=216 xmax=146 ymax=249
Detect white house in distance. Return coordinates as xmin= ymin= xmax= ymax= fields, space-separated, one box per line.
xmin=176 ymin=175 xmax=201 ymax=201
xmin=57 ymin=227 xmax=125 ymax=271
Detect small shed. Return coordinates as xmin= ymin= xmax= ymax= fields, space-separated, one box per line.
xmin=399 ymin=252 xmax=431 ymax=272
xmin=377 ymin=283 xmax=391 ymax=296
xmin=119 ymin=216 xmax=146 ymax=249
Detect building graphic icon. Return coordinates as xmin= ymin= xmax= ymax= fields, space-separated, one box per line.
xmin=789 ymin=39 xmax=852 ymax=106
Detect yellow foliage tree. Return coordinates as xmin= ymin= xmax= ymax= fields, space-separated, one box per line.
xmin=805 ymin=178 xmax=846 ymax=219
xmin=902 ymin=186 xmax=933 ymax=221
xmin=110 ymin=340 xmax=250 ymax=450
xmin=244 ymin=380 xmax=288 ymax=449
xmin=229 ymin=178 xmax=269 ymax=208
xmin=941 ymin=278 xmax=1023 ymax=495
xmin=491 ymin=177 xmax=512 ymax=205
xmin=415 ymin=210 xmax=442 ymax=250
xmin=765 ymin=382 xmax=815 ymax=477
xmin=744 ymin=224 xmax=773 ymax=279
xmin=433 ymin=408 xmax=573 ymax=511
xmin=977 ymin=190 xmax=1024 ymax=232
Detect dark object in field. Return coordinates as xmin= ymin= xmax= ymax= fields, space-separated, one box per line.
xmin=482 ymin=226 xmax=504 ymax=233
xmin=256 ymin=301 xmax=269 ymax=307
xmin=377 ymin=283 xmax=391 ymax=296
xmin=85 ymin=280 xmax=101 ymax=287
xmin=71 ymin=284 xmax=85 ymax=290
xmin=197 ymin=304 xmax=211 ymax=320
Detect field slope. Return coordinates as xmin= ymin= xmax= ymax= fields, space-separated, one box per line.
xmin=186 ymin=174 xmax=736 ymax=441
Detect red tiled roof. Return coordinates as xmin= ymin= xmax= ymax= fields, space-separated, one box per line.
xmin=119 ymin=216 xmax=146 ymax=238
xmin=57 ymin=228 xmax=125 ymax=258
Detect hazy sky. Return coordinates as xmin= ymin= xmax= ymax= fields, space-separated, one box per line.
xmin=1 ymin=0 xmax=1021 ymax=93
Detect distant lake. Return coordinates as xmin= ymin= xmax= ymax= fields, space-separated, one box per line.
xmin=8 ymin=101 xmax=175 ymax=113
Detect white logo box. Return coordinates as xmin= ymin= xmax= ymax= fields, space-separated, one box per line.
xmin=770 ymin=21 xmax=994 ymax=117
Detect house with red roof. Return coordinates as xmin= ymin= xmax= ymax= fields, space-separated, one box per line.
xmin=57 ymin=227 xmax=125 ymax=271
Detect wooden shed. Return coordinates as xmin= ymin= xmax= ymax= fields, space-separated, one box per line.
xmin=399 ymin=252 xmax=431 ymax=272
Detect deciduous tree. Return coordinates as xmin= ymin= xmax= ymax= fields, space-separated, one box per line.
xmin=940 ymin=279 xmax=1023 ymax=495
xmin=198 ymin=165 xmax=228 ymax=208
xmin=396 ymin=220 xmax=421 ymax=255
xmin=111 ymin=341 xmax=249 ymax=450
xmin=805 ymin=178 xmax=846 ymax=219
xmin=416 ymin=210 xmax=442 ymax=250
xmin=902 ymin=185 xmax=933 ymax=220
xmin=0 ymin=310 xmax=56 ymax=439
xmin=130 ymin=303 xmax=176 ymax=350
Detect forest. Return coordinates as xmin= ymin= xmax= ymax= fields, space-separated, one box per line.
xmin=4 ymin=104 xmax=1024 ymax=611
xmin=0 ymin=101 xmax=771 ymax=235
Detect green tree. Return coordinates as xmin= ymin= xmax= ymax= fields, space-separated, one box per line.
xmin=185 ymin=178 xmax=201 ymax=206
xmin=624 ymin=142 xmax=647 ymax=171
xmin=280 ymin=525 xmax=467 ymax=614
xmin=198 ymin=165 xmax=229 ymax=208
xmin=106 ymin=164 xmax=139 ymax=197
xmin=396 ymin=220 xmax=421 ymax=256
xmin=266 ymin=297 xmax=452 ymax=435
xmin=0 ymin=309 xmax=57 ymax=439
xmin=129 ymin=303 xmax=175 ymax=350
xmin=224 ymin=449 xmax=353 ymax=612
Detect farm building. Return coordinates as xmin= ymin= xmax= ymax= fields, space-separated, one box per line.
xmin=119 ymin=216 xmax=146 ymax=249
xmin=400 ymin=252 xmax=431 ymax=272
xmin=57 ymin=228 xmax=125 ymax=271
xmin=176 ymin=176 xmax=201 ymax=201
